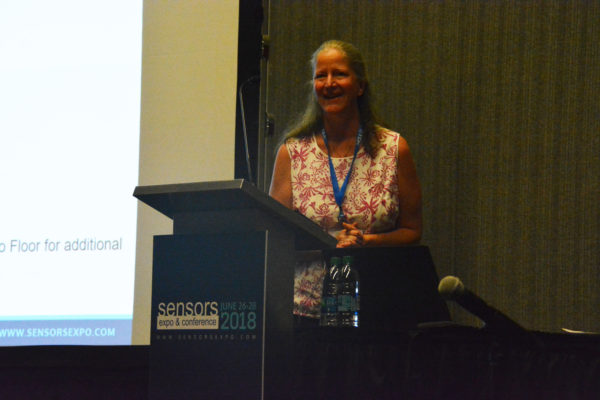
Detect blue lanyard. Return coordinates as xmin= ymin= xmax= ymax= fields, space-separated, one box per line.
xmin=321 ymin=127 xmax=363 ymax=223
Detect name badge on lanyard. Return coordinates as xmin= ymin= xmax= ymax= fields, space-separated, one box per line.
xmin=321 ymin=127 xmax=363 ymax=223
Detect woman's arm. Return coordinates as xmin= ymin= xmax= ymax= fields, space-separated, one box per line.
xmin=337 ymin=135 xmax=422 ymax=247
xmin=268 ymin=144 xmax=293 ymax=209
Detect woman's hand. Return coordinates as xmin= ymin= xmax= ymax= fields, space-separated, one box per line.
xmin=336 ymin=222 xmax=365 ymax=248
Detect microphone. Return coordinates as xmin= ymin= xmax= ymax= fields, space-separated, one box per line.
xmin=438 ymin=276 xmax=525 ymax=336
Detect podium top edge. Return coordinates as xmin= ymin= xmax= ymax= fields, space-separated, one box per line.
xmin=133 ymin=179 xmax=272 ymax=219
xmin=133 ymin=179 xmax=249 ymax=197
xmin=133 ymin=179 xmax=337 ymax=249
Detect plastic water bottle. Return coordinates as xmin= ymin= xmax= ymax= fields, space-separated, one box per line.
xmin=338 ymin=255 xmax=359 ymax=327
xmin=320 ymin=256 xmax=341 ymax=327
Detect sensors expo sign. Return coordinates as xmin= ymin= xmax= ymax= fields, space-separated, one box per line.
xmin=156 ymin=300 xmax=257 ymax=331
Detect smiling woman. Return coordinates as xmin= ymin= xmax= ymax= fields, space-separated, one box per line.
xmin=313 ymin=47 xmax=364 ymax=126
xmin=268 ymin=39 xmax=422 ymax=320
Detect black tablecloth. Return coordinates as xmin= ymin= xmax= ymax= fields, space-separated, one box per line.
xmin=291 ymin=325 xmax=600 ymax=400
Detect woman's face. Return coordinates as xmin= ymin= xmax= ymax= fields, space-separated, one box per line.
xmin=313 ymin=48 xmax=364 ymax=117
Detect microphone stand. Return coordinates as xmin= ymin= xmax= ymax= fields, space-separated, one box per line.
xmin=239 ymin=75 xmax=260 ymax=185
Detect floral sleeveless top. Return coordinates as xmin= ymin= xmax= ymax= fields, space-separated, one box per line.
xmin=287 ymin=128 xmax=401 ymax=317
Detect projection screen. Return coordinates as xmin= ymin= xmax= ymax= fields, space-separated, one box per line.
xmin=0 ymin=0 xmax=238 ymax=347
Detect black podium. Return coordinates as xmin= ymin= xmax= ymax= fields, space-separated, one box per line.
xmin=134 ymin=180 xmax=336 ymax=400
xmin=135 ymin=179 xmax=450 ymax=399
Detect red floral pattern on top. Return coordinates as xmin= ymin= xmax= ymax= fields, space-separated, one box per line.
xmin=287 ymin=128 xmax=401 ymax=236
xmin=287 ymin=128 xmax=402 ymax=317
